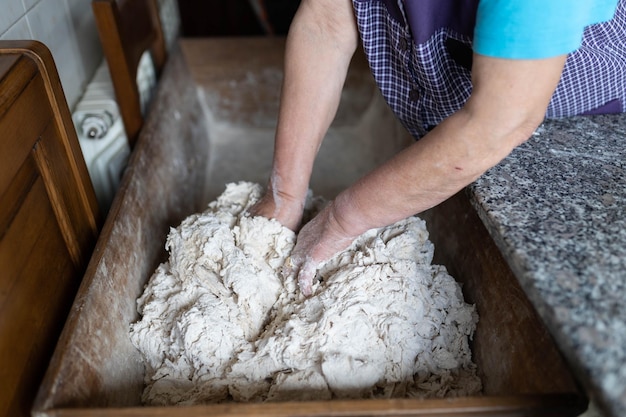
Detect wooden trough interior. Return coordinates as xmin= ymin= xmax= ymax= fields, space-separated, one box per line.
xmin=33 ymin=38 xmax=586 ymax=417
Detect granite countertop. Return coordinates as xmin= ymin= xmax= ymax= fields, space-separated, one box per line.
xmin=468 ymin=113 xmax=626 ymax=417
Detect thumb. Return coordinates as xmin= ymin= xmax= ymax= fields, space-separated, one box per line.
xmin=297 ymin=258 xmax=317 ymax=296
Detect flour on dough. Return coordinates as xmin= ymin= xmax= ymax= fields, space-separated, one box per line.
xmin=130 ymin=182 xmax=481 ymax=405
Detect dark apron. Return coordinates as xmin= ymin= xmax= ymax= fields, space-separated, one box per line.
xmin=352 ymin=0 xmax=626 ymax=139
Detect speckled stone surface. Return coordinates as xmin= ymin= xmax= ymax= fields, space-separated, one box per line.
xmin=468 ymin=114 xmax=626 ymax=417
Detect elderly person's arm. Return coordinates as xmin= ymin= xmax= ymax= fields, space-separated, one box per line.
xmin=250 ymin=0 xmax=359 ymax=231
xmin=292 ymin=53 xmax=568 ymax=295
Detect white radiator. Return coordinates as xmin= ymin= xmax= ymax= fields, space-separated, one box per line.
xmin=73 ymin=60 xmax=129 ymax=215
xmin=74 ymin=0 xmax=179 ymax=215
xmin=73 ymin=52 xmax=158 ymax=214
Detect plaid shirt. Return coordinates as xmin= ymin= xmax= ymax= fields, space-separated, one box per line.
xmin=353 ymin=0 xmax=626 ymax=139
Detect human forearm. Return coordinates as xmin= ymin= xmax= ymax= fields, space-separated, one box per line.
xmin=331 ymin=108 xmax=515 ymax=237
xmin=331 ymin=53 xmax=568 ymax=238
xmin=267 ymin=0 xmax=358 ymax=224
xmin=289 ymin=53 xmax=567 ymax=295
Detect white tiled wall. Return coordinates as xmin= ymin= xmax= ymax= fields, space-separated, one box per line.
xmin=0 ymin=0 xmax=180 ymax=111
xmin=0 ymin=0 xmax=103 ymax=109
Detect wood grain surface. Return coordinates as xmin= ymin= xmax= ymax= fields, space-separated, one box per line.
xmin=0 ymin=41 xmax=99 ymax=417
xmin=33 ymin=38 xmax=587 ymax=417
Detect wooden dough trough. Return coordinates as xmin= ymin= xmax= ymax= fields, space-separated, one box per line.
xmin=34 ymin=38 xmax=587 ymax=417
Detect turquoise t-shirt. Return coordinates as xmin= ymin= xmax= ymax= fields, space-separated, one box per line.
xmin=474 ymin=0 xmax=620 ymax=58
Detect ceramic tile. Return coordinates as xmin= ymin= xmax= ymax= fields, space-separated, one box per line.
xmin=26 ymin=0 xmax=86 ymax=108
xmin=64 ymin=0 xmax=102 ymax=85
xmin=0 ymin=0 xmax=26 ymax=35
xmin=21 ymin=0 xmax=41 ymax=12
xmin=0 ymin=15 xmax=32 ymax=40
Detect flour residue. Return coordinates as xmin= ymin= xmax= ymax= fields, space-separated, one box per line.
xmin=130 ymin=182 xmax=481 ymax=405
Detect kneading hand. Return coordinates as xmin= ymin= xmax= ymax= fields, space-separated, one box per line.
xmin=285 ymin=200 xmax=361 ymax=296
xmin=248 ymin=188 xmax=305 ymax=232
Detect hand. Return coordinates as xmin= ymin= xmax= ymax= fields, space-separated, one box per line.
xmin=248 ymin=185 xmax=305 ymax=232
xmin=285 ymin=200 xmax=360 ymax=296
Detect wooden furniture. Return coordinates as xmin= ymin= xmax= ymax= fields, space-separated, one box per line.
xmin=92 ymin=0 xmax=166 ymax=147
xmin=176 ymin=0 xmax=300 ymax=37
xmin=34 ymin=38 xmax=586 ymax=416
xmin=177 ymin=0 xmax=265 ymax=36
xmin=0 ymin=41 xmax=99 ymax=417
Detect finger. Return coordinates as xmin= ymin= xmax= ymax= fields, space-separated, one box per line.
xmin=281 ymin=255 xmax=302 ymax=280
xmin=297 ymin=260 xmax=317 ymax=296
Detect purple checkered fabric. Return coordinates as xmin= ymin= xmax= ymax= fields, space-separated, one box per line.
xmin=352 ymin=0 xmax=626 ymax=140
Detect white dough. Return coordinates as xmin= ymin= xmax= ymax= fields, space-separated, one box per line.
xmin=130 ymin=182 xmax=481 ymax=405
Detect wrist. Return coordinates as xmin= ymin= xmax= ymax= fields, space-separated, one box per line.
xmin=259 ymin=176 xmax=305 ymax=231
xmin=330 ymin=190 xmax=372 ymax=239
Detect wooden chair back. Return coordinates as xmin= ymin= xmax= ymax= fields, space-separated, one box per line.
xmin=92 ymin=0 xmax=166 ymax=147
xmin=0 ymin=40 xmax=99 ymax=417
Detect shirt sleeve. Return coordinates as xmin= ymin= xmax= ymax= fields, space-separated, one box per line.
xmin=473 ymin=0 xmax=619 ymax=59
